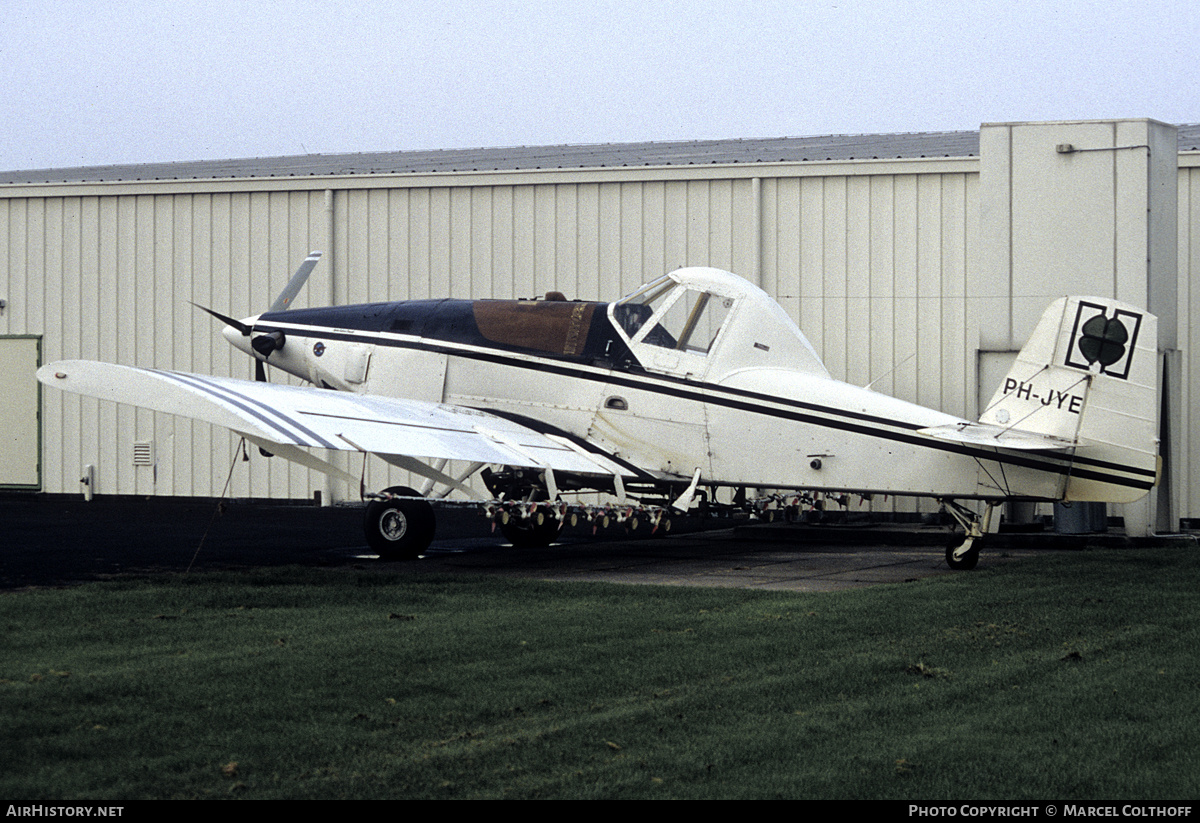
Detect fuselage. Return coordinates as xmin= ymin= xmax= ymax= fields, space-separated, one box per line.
xmin=222 ymin=268 xmax=1106 ymax=503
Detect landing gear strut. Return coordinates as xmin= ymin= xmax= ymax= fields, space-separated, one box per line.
xmin=941 ymin=500 xmax=997 ymax=571
xmin=364 ymin=486 xmax=436 ymax=560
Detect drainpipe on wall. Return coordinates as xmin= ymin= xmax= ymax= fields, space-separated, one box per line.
xmin=751 ymin=177 xmax=763 ymax=289
xmin=322 ymin=188 xmax=339 ymax=506
xmin=325 ymin=189 xmax=336 ymax=306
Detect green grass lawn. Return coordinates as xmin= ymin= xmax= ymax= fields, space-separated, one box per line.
xmin=3 ymin=547 xmax=1198 ymax=799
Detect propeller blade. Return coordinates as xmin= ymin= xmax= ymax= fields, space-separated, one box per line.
xmin=255 ymin=359 xmax=267 ymax=382
xmin=269 ymin=250 xmax=322 ymax=313
xmin=190 ymin=302 xmax=252 ymax=336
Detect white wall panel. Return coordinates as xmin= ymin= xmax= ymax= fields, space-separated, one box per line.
xmin=0 ymin=337 xmax=41 ymax=488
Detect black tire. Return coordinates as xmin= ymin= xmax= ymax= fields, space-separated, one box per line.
xmin=364 ymin=486 xmax=435 ymax=560
xmin=499 ymin=510 xmax=562 ymax=548
xmin=945 ymin=540 xmax=980 ymax=571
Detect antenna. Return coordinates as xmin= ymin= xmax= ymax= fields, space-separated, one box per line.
xmin=864 ymin=351 xmax=917 ymax=392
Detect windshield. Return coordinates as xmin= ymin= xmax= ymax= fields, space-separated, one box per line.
xmin=612 ymin=276 xmax=674 ymax=339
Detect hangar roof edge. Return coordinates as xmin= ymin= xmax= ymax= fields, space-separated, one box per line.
xmin=3 ymin=125 xmax=1199 ymax=184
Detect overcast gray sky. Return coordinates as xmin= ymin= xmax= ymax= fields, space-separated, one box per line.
xmin=2 ymin=0 xmax=1196 ymax=171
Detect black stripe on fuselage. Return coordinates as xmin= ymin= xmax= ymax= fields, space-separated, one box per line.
xmin=253 ymin=321 xmax=1157 ymax=491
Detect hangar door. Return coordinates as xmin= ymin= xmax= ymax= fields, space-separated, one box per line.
xmin=0 ymin=336 xmax=41 ymax=489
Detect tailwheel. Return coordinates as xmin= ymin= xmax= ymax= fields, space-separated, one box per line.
xmin=940 ymin=500 xmax=996 ymax=571
xmin=365 ymin=486 xmax=435 ymax=561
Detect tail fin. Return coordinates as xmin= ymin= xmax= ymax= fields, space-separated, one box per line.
xmin=979 ymin=296 xmax=1159 ymax=502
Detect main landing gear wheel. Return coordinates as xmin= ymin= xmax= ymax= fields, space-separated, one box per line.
xmin=364 ymin=486 xmax=435 ymax=561
xmin=499 ymin=510 xmax=562 ymax=548
xmin=945 ymin=538 xmax=981 ymax=571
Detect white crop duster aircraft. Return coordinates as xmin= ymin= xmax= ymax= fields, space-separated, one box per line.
xmin=38 ymin=252 xmax=1159 ymax=569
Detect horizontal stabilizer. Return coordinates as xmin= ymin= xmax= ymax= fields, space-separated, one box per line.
xmin=917 ymin=422 xmax=1077 ymax=451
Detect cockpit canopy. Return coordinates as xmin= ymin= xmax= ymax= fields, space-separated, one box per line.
xmin=609 ymin=267 xmax=829 ymax=382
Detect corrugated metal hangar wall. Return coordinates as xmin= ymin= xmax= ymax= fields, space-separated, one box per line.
xmin=2 ymin=119 xmax=1198 ymax=528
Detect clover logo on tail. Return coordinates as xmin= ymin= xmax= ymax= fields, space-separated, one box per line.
xmin=1065 ymin=301 xmax=1143 ymax=379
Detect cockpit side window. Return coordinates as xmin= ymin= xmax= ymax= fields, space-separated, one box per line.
xmin=648 ymin=289 xmax=732 ymax=354
xmin=613 ymin=278 xmax=733 ymax=356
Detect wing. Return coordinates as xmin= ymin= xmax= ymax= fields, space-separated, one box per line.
xmin=37 ymin=360 xmax=624 ymax=478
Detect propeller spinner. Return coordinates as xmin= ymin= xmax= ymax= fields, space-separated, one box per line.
xmin=193 ymin=250 xmax=322 ymax=383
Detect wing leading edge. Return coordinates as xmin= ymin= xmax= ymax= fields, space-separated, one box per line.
xmin=37 ymin=360 xmax=624 ymax=478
